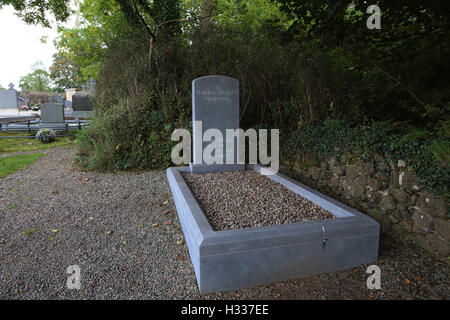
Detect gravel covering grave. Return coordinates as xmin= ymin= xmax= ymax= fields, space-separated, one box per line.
xmin=0 ymin=147 xmax=448 ymax=300
xmin=182 ymin=170 xmax=334 ymax=231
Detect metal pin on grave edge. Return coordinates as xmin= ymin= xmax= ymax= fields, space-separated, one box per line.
xmin=322 ymin=225 xmax=328 ymax=249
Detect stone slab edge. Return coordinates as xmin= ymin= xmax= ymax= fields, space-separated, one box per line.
xmin=166 ymin=165 xmax=380 ymax=293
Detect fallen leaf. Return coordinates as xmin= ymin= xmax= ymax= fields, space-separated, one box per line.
xmin=176 ymin=255 xmax=185 ymax=261
xmin=138 ymin=225 xmax=143 ymax=228
xmin=0 ymin=240 xmax=5 ymax=244
xmin=52 ymin=229 xmax=58 ymax=233
xmin=176 ymin=240 xmax=183 ymax=246
xmin=368 ymin=294 xmax=375 ymax=300
xmin=162 ymin=200 xmax=169 ymax=206
xmin=402 ymin=276 xmax=412 ymax=285
xmin=106 ymin=230 xmax=113 ymax=235
xmin=152 ymin=223 xmax=159 ymax=227
xmin=88 ymin=217 xmax=94 ymax=221
xmin=165 ymin=221 xmax=172 ymax=225
xmin=163 ymin=210 xmax=170 ymax=214
xmin=122 ymin=240 xmax=127 ymax=245
xmin=83 ymin=177 xmax=89 ymax=181
xmin=50 ymin=190 xmax=58 ymax=194
xmin=115 ymin=144 xmax=121 ymax=150
xmin=48 ymin=237 xmax=54 ymax=241
xmin=106 ymin=189 xmax=112 ymax=193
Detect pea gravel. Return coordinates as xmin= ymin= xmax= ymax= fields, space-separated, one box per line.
xmin=0 ymin=147 xmax=448 ymax=300
xmin=182 ymin=170 xmax=333 ymax=231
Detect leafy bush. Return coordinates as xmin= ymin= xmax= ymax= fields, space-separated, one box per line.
xmin=75 ymin=98 xmax=185 ymax=171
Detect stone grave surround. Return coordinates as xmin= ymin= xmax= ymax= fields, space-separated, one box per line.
xmin=40 ymin=103 xmax=65 ymax=125
xmin=0 ymin=84 xmax=18 ymax=109
xmin=166 ymin=75 xmax=380 ymax=294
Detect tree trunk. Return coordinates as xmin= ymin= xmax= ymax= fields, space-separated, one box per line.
xmin=201 ymin=0 xmax=215 ymax=29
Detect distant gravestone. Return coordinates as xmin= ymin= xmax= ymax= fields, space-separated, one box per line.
xmin=0 ymin=83 xmax=18 ymax=109
xmin=64 ymin=100 xmax=72 ymax=109
xmin=40 ymin=103 xmax=65 ymax=124
xmin=23 ymin=89 xmax=30 ymax=106
xmin=72 ymin=91 xmax=94 ymax=111
xmin=85 ymin=78 xmax=96 ymax=94
xmin=49 ymin=94 xmax=64 ymax=104
xmin=190 ymin=75 xmax=240 ymax=171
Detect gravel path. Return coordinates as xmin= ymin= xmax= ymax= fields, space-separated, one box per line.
xmin=182 ymin=171 xmax=333 ymax=231
xmin=0 ymin=147 xmax=448 ymax=300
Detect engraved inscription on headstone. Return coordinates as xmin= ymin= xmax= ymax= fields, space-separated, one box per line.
xmin=40 ymin=103 xmax=65 ymax=123
xmin=192 ymin=75 xmax=240 ymax=165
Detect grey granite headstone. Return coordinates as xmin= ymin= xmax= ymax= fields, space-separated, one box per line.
xmin=0 ymin=84 xmax=18 ymax=109
xmin=40 ymin=103 xmax=65 ymax=123
xmin=72 ymin=91 xmax=94 ymax=111
xmin=191 ymin=75 xmax=240 ymax=168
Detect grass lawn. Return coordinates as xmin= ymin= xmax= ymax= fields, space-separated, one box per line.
xmin=0 ymin=131 xmax=74 ymax=154
xmin=0 ymin=153 xmax=46 ymax=178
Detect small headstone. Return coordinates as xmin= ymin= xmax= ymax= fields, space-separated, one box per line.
xmin=191 ymin=75 xmax=240 ymax=166
xmin=64 ymin=100 xmax=72 ymax=109
xmin=40 ymin=103 xmax=65 ymax=124
xmin=0 ymin=83 xmax=18 ymax=109
xmin=72 ymin=91 xmax=94 ymax=111
xmin=49 ymin=94 xmax=64 ymax=104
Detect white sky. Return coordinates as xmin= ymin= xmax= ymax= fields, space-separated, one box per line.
xmin=0 ymin=5 xmax=75 ymax=90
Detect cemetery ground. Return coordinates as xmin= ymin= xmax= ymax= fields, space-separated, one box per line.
xmin=0 ymin=131 xmax=74 ymax=154
xmin=0 ymin=146 xmax=448 ymax=300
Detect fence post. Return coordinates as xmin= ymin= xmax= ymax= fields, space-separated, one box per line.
xmin=27 ymin=120 xmax=30 ymax=134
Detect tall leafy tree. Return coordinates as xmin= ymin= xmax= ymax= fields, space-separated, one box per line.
xmin=49 ymin=52 xmax=83 ymax=89
xmin=0 ymin=0 xmax=72 ymax=26
xmin=19 ymin=61 xmax=51 ymax=92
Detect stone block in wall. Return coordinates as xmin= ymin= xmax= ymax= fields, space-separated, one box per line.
xmin=391 ymin=188 xmax=410 ymax=203
xmin=380 ymin=195 xmax=396 ymax=211
xmin=392 ymin=221 xmax=413 ymax=234
xmin=355 ymin=174 xmax=367 ymax=186
xmin=425 ymin=234 xmax=450 ymax=256
xmin=398 ymin=169 xmax=421 ymax=192
xmin=345 ymin=165 xmax=358 ymax=180
xmin=390 ymin=167 xmax=399 ymax=188
xmin=411 ymin=208 xmax=434 ymax=231
xmin=417 ymin=193 xmax=447 ymax=218
xmin=343 ymin=180 xmax=365 ymax=199
xmin=307 ymin=167 xmax=320 ymax=181
xmin=330 ymin=164 xmax=345 ymax=176
xmin=366 ymin=190 xmax=381 ymax=204
xmin=330 ymin=175 xmax=341 ymax=188
xmin=434 ymin=218 xmax=450 ymax=242
xmin=367 ymin=177 xmax=379 ymax=191
xmin=366 ymin=208 xmax=392 ymax=232
xmin=405 ymin=234 xmax=433 ymax=252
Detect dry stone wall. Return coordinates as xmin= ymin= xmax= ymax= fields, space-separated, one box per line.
xmin=281 ymin=155 xmax=449 ymax=258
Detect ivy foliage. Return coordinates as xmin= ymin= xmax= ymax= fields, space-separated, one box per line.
xmin=285 ymin=118 xmax=450 ymax=196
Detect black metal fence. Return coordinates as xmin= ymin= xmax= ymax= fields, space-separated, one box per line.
xmin=0 ymin=119 xmax=90 ymax=139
